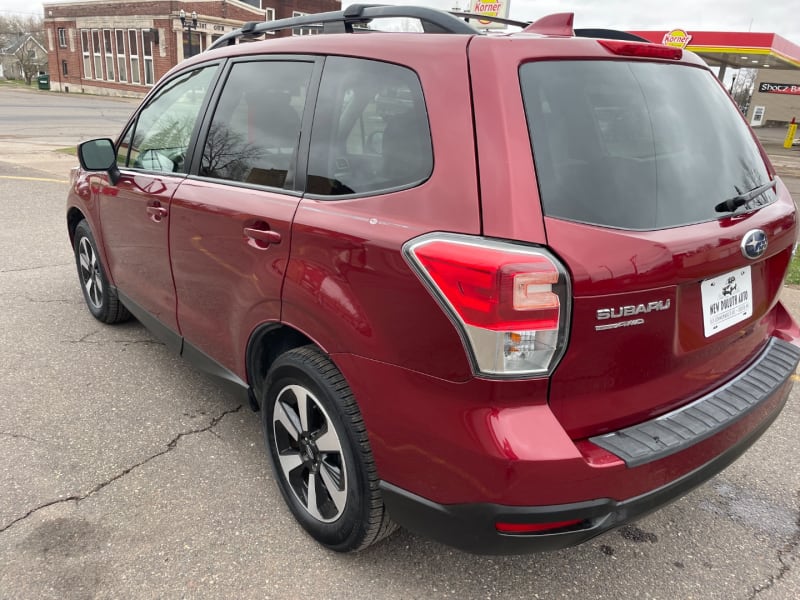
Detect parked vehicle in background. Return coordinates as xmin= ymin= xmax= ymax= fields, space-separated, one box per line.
xmin=66 ymin=5 xmax=800 ymax=554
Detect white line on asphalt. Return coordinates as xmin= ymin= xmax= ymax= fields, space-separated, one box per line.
xmin=0 ymin=175 xmax=68 ymax=184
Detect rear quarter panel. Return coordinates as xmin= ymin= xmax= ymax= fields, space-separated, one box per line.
xmin=280 ymin=36 xmax=482 ymax=381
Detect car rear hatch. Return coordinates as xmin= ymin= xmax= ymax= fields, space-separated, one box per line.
xmin=469 ymin=36 xmax=798 ymax=439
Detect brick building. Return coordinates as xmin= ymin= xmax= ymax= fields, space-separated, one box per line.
xmin=43 ymin=0 xmax=340 ymax=96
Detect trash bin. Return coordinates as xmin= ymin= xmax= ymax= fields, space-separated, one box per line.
xmin=37 ymin=74 xmax=50 ymax=90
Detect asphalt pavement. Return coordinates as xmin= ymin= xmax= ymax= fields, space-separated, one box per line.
xmin=0 ymin=86 xmax=799 ymax=599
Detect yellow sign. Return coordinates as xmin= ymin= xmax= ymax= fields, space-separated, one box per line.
xmin=662 ymin=29 xmax=693 ymax=49
xmin=471 ymin=0 xmax=510 ymax=29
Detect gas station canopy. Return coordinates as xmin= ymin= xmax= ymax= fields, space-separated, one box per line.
xmin=628 ymin=30 xmax=800 ymax=70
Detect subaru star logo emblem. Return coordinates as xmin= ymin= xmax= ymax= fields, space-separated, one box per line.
xmin=741 ymin=229 xmax=768 ymax=260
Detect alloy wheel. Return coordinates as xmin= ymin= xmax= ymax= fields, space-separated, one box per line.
xmin=272 ymin=384 xmax=348 ymax=523
xmin=78 ymin=236 xmax=104 ymax=309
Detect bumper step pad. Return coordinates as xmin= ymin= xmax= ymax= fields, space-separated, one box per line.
xmin=590 ymin=337 xmax=800 ymax=467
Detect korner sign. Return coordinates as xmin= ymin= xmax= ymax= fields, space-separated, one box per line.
xmin=470 ymin=0 xmax=510 ymax=29
xmin=758 ymin=82 xmax=800 ymax=96
xmin=662 ymin=29 xmax=692 ymax=48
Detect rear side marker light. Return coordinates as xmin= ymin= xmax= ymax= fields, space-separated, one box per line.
xmin=599 ymin=39 xmax=683 ymax=60
xmin=495 ymin=519 xmax=584 ymax=534
xmin=403 ymin=233 xmax=571 ymax=378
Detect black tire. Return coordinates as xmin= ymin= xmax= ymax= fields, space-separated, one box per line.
xmin=262 ymin=346 xmax=396 ymax=552
xmin=73 ymin=220 xmax=131 ymax=324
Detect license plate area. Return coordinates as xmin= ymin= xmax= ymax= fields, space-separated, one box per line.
xmin=701 ymin=266 xmax=753 ymax=337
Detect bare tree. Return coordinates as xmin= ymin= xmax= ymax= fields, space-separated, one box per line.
xmin=14 ymin=43 xmax=39 ymax=84
xmin=730 ymin=68 xmax=757 ymax=115
xmin=1 ymin=14 xmax=45 ymax=84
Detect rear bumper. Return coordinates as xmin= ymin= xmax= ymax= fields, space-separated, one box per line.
xmin=381 ymin=371 xmax=792 ymax=554
xmin=590 ymin=337 xmax=800 ymax=467
xmin=370 ymin=337 xmax=799 ymax=554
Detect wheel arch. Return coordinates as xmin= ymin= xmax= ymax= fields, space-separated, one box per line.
xmin=246 ymin=322 xmax=318 ymax=410
xmin=67 ymin=207 xmax=86 ymax=244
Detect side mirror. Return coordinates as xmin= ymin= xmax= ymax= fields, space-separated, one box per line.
xmin=78 ymin=138 xmax=121 ymax=185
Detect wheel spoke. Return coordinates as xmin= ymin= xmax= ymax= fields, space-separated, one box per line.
xmin=296 ymin=387 xmax=313 ymax=432
xmin=314 ymin=428 xmax=342 ymax=454
xmin=319 ymin=462 xmax=347 ymax=514
xmin=80 ymin=239 xmax=94 ymax=265
xmin=305 ymin=472 xmax=323 ymax=520
xmin=274 ymin=399 xmax=300 ymax=441
xmin=92 ymin=281 xmax=103 ymax=305
xmin=94 ymin=275 xmax=103 ymax=295
xmin=84 ymin=276 xmax=94 ymax=296
xmin=277 ymin=451 xmax=303 ymax=478
xmin=79 ymin=252 xmax=90 ymax=272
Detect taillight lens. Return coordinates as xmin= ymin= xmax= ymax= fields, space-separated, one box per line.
xmin=403 ymin=234 xmax=571 ymax=378
xmin=598 ymin=39 xmax=683 ymax=60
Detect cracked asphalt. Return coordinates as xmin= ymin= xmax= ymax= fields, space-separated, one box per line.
xmin=1 ymin=87 xmax=799 ymax=599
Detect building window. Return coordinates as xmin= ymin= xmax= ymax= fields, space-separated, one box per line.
xmin=183 ymin=29 xmax=204 ymax=57
xmin=292 ymin=11 xmax=317 ymax=36
xmin=91 ymin=29 xmax=103 ymax=79
xmin=103 ymin=29 xmax=114 ymax=81
xmin=62 ymin=60 xmax=68 ymax=76
xmin=129 ymin=29 xmax=140 ymax=84
xmin=81 ymin=30 xmax=92 ymax=78
xmin=115 ymin=30 xmax=127 ymax=83
xmin=264 ymin=7 xmax=276 ymax=34
xmin=142 ymin=29 xmax=154 ymax=86
xmin=57 ymin=28 xmax=67 ymax=48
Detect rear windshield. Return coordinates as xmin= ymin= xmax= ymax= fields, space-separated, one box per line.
xmin=520 ymin=61 xmax=774 ymax=230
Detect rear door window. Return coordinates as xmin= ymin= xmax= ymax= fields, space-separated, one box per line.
xmin=520 ymin=61 xmax=774 ymax=230
xmin=306 ymin=56 xmax=432 ymax=197
xmin=199 ymin=60 xmax=314 ymax=190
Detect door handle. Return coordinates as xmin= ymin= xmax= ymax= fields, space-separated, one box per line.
xmin=146 ymin=205 xmax=168 ymax=222
xmin=244 ymin=227 xmax=282 ymax=248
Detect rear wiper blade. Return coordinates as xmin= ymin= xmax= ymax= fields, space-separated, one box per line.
xmin=714 ymin=178 xmax=777 ymax=213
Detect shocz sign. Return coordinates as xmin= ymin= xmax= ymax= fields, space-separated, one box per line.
xmin=758 ymin=82 xmax=800 ymax=96
xmin=470 ymin=0 xmax=510 ymax=29
xmin=662 ymin=29 xmax=692 ymax=49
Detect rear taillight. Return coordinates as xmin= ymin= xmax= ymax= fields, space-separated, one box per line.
xmin=403 ymin=233 xmax=571 ymax=378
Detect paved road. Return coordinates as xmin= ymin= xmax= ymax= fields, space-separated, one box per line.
xmin=0 ymin=87 xmax=137 ymax=177
xmin=0 ymin=87 xmax=799 ymax=599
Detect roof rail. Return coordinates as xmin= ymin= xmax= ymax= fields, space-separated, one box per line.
xmin=206 ymin=4 xmax=652 ymax=52
xmin=445 ymin=11 xmax=645 ymax=43
xmin=447 ymin=11 xmax=529 ymax=29
xmin=208 ymin=4 xmax=477 ymax=50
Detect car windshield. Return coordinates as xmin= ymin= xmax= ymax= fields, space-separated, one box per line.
xmin=520 ymin=60 xmax=774 ymax=230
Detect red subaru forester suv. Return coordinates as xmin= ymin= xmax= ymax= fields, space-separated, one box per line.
xmin=66 ymin=5 xmax=800 ymax=554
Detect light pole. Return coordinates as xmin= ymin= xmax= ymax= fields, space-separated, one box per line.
xmin=179 ymin=9 xmax=199 ymax=58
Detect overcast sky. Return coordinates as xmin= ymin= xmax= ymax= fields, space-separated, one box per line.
xmin=2 ymin=0 xmax=799 ymax=46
